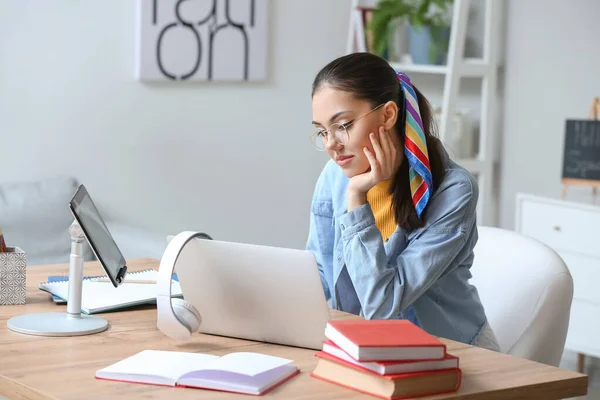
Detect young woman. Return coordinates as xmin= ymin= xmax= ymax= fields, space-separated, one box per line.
xmin=306 ymin=52 xmax=500 ymax=351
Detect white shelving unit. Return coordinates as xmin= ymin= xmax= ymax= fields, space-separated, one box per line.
xmin=347 ymin=0 xmax=502 ymax=227
xmin=389 ymin=58 xmax=488 ymax=77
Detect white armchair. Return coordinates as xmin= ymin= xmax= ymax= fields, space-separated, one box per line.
xmin=470 ymin=226 xmax=574 ymax=367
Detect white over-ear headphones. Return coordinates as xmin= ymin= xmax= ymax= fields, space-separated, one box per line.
xmin=157 ymin=231 xmax=212 ymax=340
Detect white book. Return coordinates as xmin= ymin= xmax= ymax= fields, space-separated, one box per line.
xmin=96 ymin=350 xmax=299 ymax=395
xmin=38 ymin=269 xmax=182 ymax=314
xmin=322 ymin=341 xmax=459 ymax=375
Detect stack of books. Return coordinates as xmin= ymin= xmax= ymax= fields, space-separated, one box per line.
xmin=311 ymin=320 xmax=461 ymax=399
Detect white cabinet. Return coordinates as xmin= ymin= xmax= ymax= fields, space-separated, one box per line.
xmin=515 ymin=193 xmax=600 ymax=370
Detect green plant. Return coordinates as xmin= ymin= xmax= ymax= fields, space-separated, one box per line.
xmin=369 ymin=0 xmax=453 ymax=61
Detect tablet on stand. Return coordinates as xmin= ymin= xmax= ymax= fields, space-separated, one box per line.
xmin=7 ymin=184 xmax=127 ymax=336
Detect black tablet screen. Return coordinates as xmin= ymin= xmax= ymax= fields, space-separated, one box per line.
xmin=70 ymin=185 xmax=127 ymax=287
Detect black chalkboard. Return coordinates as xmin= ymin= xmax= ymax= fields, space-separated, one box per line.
xmin=562 ymin=119 xmax=600 ymax=183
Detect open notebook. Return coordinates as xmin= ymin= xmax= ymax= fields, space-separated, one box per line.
xmin=38 ymin=269 xmax=182 ymax=314
xmin=96 ymin=350 xmax=300 ymax=396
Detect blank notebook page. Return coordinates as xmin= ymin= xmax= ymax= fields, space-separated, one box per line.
xmin=177 ymin=352 xmax=297 ymax=394
xmin=206 ymin=352 xmax=295 ymax=376
xmin=97 ymin=350 xmax=219 ymax=385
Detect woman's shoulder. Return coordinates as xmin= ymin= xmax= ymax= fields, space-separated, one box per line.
xmin=437 ymin=158 xmax=479 ymax=202
xmin=420 ymin=157 xmax=479 ymax=231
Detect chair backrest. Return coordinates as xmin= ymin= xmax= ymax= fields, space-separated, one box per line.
xmin=469 ymin=226 xmax=574 ymax=367
xmin=0 ymin=177 xmax=94 ymax=266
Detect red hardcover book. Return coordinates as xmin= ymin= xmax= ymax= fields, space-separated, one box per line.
xmin=311 ymin=352 xmax=461 ymax=400
xmin=322 ymin=340 xmax=458 ymax=375
xmin=325 ymin=320 xmax=446 ymax=361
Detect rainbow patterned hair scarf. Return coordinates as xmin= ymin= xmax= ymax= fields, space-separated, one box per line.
xmin=396 ymin=71 xmax=433 ymax=218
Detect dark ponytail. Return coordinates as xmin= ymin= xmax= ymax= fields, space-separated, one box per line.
xmin=312 ymin=52 xmax=446 ymax=230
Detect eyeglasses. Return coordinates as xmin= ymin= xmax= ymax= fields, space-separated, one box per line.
xmin=310 ymin=104 xmax=385 ymax=151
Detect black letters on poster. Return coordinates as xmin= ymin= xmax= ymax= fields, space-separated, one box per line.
xmin=153 ymin=0 xmax=255 ymax=81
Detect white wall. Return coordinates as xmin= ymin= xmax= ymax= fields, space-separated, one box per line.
xmin=498 ymin=0 xmax=600 ymax=229
xmin=0 ymin=0 xmax=346 ymax=249
xmin=6 ymin=0 xmax=582 ymax=247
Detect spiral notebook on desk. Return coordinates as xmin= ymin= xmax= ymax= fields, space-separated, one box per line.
xmin=39 ymin=269 xmax=182 ymax=314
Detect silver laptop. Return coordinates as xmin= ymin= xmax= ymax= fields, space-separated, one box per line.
xmin=166 ymin=235 xmax=331 ymax=350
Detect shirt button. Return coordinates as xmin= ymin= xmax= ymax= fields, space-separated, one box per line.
xmin=340 ymin=224 xmax=345 ymax=230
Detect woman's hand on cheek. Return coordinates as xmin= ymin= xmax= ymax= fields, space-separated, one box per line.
xmin=347 ymin=126 xmax=400 ymax=211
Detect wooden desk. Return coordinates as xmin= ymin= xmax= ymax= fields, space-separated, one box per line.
xmin=0 ymin=259 xmax=588 ymax=399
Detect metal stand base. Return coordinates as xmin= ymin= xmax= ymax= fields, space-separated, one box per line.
xmin=7 ymin=312 xmax=108 ymax=337
xmin=7 ymin=219 xmax=110 ymax=337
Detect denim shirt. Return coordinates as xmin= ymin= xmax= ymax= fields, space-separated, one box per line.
xmin=306 ymin=149 xmax=489 ymax=345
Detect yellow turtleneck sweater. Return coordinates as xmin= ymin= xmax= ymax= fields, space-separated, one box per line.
xmin=366 ymin=180 xmax=396 ymax=241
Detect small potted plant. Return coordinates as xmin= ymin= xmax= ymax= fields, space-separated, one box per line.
xmin=369 ymin=0 xmax=454 ymax=65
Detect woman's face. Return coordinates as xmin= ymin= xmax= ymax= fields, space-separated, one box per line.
xmin=312 ymin=85 xmax=400 ymax=178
